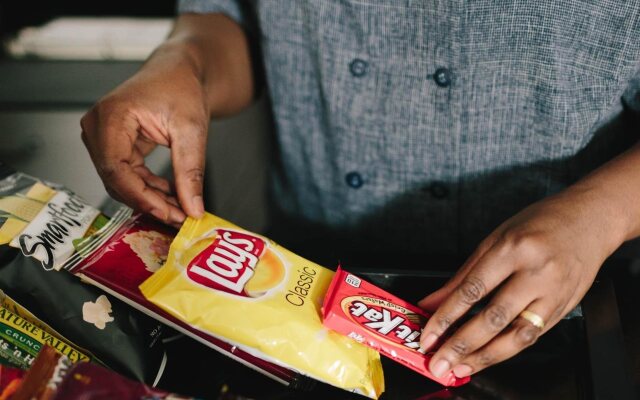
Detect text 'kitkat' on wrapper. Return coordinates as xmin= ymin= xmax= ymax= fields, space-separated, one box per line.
xmin=322 ymin=267 xmax=471 ymax=387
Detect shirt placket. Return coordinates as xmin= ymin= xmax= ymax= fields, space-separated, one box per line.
xmin=430 ymin=0 xmax=463 ymax=256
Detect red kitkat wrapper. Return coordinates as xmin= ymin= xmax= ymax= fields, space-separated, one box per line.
xmin=322 ymin=267 xmax=470 ymax=387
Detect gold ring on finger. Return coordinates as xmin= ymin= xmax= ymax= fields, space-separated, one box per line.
xmin=519 ymin=310 xmax=545 ymax=329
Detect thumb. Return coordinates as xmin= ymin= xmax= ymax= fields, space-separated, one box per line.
xmin=171 ymin=120 xmax=207 ymax=218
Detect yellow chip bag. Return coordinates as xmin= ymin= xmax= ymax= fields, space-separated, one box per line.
xmin=140 ymin=212 xmax=384 ymax=398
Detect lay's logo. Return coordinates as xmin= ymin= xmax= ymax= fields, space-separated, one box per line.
xmin=187 ymin=229 xmax=266 ymax=296
xmin=186 ymin=229 xmax=286 ymax=298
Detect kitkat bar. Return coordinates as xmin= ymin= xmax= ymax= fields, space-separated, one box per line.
xmin=322 ymin=267 xmax=470 ymax=387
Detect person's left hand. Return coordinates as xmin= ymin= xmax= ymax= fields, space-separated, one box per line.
xmin=417 ymin=187 xmax=625 ymax=379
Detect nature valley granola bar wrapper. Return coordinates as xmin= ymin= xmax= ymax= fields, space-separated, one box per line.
xmin=0 ymin=291 xmax=93 ymax=370
xmin=140 ymin=212 xmax=384 ymax=398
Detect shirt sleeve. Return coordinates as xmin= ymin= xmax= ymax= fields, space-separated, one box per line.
xmin=177 ymin=0 xmax=245 ymax=25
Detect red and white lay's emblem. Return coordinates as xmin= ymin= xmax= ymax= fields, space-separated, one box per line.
xmin=187 ymin=229 xmax=266 ymax=296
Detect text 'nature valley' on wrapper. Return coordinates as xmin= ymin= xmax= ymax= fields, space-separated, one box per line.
xmin=0 ymin=291 xmax=93 ymax=370
xmin=140 ymin=213 xmax=384 ymax=398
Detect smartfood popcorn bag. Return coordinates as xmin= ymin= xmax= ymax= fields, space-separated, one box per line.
xmin=140 ymin=212 xmax=384 ymax=398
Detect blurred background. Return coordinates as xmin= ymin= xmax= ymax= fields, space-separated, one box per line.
xmin=0 ymin=1 xmax=175 ymax=35
xmin=0 ymin=0 xmax=271 ymax=232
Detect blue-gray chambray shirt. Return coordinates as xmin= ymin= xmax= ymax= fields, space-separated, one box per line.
xmin=179 ymin=0 xmax=640 ymax=267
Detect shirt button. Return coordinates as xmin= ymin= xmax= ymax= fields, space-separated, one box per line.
xmin=429 ymin=181 xmax=449 ymax=199
xmin=433 ymin=68 xmax=453 ymax=87
xmin=345 ymin=172 xmax=364 ymax=189
xmin=349 ymin=59 xmax=368 ymax=77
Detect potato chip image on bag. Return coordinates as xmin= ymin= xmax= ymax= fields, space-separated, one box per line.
xmin=140 ymin=213 xmax=384 ymax=398
xmin=123 ymin=230 xmax=171 ymax=273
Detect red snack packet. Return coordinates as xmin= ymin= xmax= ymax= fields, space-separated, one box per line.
xmin=0 ymin=364 xmax=25 ymax=400
xmin=9 ymin=345 xmax=62 ymax=400
xmin=10 ymin=345 xmax=197 ymax=400
xmin=63 ymin=211 xmax=297 ymax=386
xmin=50 ymin=360 xmax=195 ymax=400
xmin=322 ymin=267 xmax=470 ymax=387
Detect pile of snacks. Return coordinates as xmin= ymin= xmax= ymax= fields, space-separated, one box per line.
xmin=0 ymin=167 xmax=166 ymax=383
xmin=0 ymin=162 xmax=467 ymax=399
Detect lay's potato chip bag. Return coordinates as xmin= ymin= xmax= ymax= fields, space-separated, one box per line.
xmin=140 ymin=213 xmax=384 ymax=398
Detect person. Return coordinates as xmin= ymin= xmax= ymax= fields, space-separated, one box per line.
xmin=81 ymin=1 xmax=640 ymax=381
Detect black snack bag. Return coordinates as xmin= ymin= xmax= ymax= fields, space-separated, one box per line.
xmin=0 ymin=247 xmax=167 ymax=385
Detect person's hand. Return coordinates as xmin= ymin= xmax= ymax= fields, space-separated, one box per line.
xmin=82 ymin=15 xmax=254 ymax=225
xmin=417 ymin=188 xmax=625 ymax=379
xmin=81 ymin=48 xmax=209 ymax=226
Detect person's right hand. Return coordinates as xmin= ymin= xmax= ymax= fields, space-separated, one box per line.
xmin=81 ymin=50 xmax=209 ymax=226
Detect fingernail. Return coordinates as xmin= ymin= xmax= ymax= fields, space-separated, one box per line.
xmin=170 ymin=208 xmax=186 ymax=224
xmin=420 ymin=333 xmax=438 ymax=352
xmin=431 ymin=359 xmax=450 ymax=378
xmin=452 ymin=364 xmax=473 ymax=378
xmin=192 ymin=195 xmax=204 ymax=217
xmin=150 ymin=208 xmax=167 ymax=222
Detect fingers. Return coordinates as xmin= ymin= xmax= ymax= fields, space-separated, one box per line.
xmin=170 ymin=119 xmax=207 ymax=218
xmin=133 ymin=163 xmax=173 ymax=195
xmin=135 ymin=135 xmax=158 ymax=157
xmin=426 ymin=274 xmax=539 ymax=378
xmin=419 ymin=243 xmax=515 ymax=352
xmin=450 ymin=299 xmax=554 ymax=378
xmin=418 ymin=234 xmax=499 ymax=311
xmin=81 ymin=105 xmax=186 ymax=225
xmin=102 ymin=160 xmax=186 ymax=224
